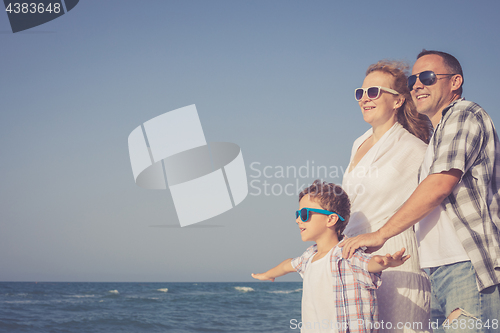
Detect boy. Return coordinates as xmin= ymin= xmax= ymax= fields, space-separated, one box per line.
xmin=252 ymin=180 xmax=409 ymax=333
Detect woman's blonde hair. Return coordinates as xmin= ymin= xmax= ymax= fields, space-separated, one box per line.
xmin=366 ymin=60 xmax=433 ymax=143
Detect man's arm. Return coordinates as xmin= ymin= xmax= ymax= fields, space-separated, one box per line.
xmin=251 ymin=258 xmax=295 ymax=282
xmin=341 ymin=169 xmax=462 ymax=258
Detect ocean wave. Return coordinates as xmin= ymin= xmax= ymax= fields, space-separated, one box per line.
xmin=65 ymin=295 xmax=96 ymax=298
xmin=157 ymin=288 xmax=169 ymax=292
xmin=234 ymin=286 xmax=254 ymax=293
xmin=267 ymin=288 xmax=302 ymax=294
xmin=108 ymin=290 xmax=119 ymax=294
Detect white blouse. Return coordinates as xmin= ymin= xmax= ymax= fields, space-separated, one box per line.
xmin=342 ymin=122 xmax=428 ymax=237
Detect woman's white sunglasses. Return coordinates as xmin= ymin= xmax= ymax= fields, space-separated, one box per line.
xmin=355 ymin=86 xmax=400 ymax=101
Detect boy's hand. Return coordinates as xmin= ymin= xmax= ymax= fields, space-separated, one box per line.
xmin=368 ymin=247 xmax=410 ymax=272
xmin=373 ymin=247 xmax=410 ymax=268
xmin=251 ymin=273 xmax=276 ymax=282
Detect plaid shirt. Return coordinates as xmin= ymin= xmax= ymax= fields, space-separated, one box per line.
xmin=291 ymin=244 xmax=382 ymax=333
xmin=421 ymin=98 xmax=500 ymax=291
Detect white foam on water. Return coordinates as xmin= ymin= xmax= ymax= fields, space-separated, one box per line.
xmin=267 ymin=288 xmax=302 ymax=294
xmin=157 ymin=288 xmax=169 ymax=292
xmin=4 ymin=300 xmax=33 ymax=304
xmin=108 ymin=290 xmax=119 ymax=294
xmin=234 ymin=286 xmax=254 ymax=292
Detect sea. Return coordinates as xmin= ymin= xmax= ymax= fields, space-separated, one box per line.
xmin=0 ymin=282 xmax=303 ymax=333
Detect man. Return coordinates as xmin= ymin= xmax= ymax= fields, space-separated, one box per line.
xmin=341 ymin=50 xmax=500 ymax=332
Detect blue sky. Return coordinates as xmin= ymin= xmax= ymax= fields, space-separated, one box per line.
xmin=1 ymin=0 xmax=500 ymax=282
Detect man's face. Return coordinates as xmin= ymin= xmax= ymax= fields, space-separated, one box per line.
xmin=411 ymin=54 xmax=456 ymax=120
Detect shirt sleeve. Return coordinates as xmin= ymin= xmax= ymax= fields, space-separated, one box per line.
xmin=291 ymin=244 xmax=316 ymax=278
xmin=346 ymin=249 xmax=382 ymax=289
xmin=429 ymin=109 xmax=484 ymax=176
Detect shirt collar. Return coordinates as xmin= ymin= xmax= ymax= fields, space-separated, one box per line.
xmin=441 ymin=97 xmax=465 ymax=117
xmin=312 ymin=243 xmax=342 ymax=256
xmin=438 ymin=97 xmax=465 ymax=126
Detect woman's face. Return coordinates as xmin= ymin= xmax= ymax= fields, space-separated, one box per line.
xmin=358 ymin=71 xmax=401 ymax=130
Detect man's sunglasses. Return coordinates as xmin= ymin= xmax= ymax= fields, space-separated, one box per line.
xmin=407 ymin=71 xmax=458 ymax=91
xmin=296 ymin=208 xmax=345 ymax=222
xmin=354 ymin=86 xmax=400 ymax=101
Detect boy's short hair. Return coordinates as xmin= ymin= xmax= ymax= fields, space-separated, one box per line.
xmin=299 ymin=180 xmax=351 ymax=240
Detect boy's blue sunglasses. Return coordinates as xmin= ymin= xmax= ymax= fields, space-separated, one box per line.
xmin=296 ymin=208 xmax=345 ymax=222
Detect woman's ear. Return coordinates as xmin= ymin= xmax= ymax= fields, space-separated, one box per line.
xmin=394 ymin=96 xmax=405 ymax=110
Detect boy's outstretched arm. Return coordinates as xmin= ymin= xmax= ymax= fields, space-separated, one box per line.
xmin=367 ymin=247 xmax=410 ymax=273
xmin=251 ymin=258 xmax=295 ymax=282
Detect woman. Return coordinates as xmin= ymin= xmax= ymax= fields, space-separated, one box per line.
xmin=342 ymin=60 xmax=432 ymax=332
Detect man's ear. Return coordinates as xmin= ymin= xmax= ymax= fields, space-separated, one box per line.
xmin=326 ymin=214 xmax=339 ymax=227
xmin=451 ymin=74 xmax=463 ymax=93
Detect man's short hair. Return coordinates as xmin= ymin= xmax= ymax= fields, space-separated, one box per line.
xmin=417 ymin=49 xmax=464 ymax=95
xmin=299 ymin=180 xmax=351 ymax=240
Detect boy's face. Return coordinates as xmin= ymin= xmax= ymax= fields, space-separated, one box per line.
xmin=297 ymin=195 xmax=334 ymax=243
